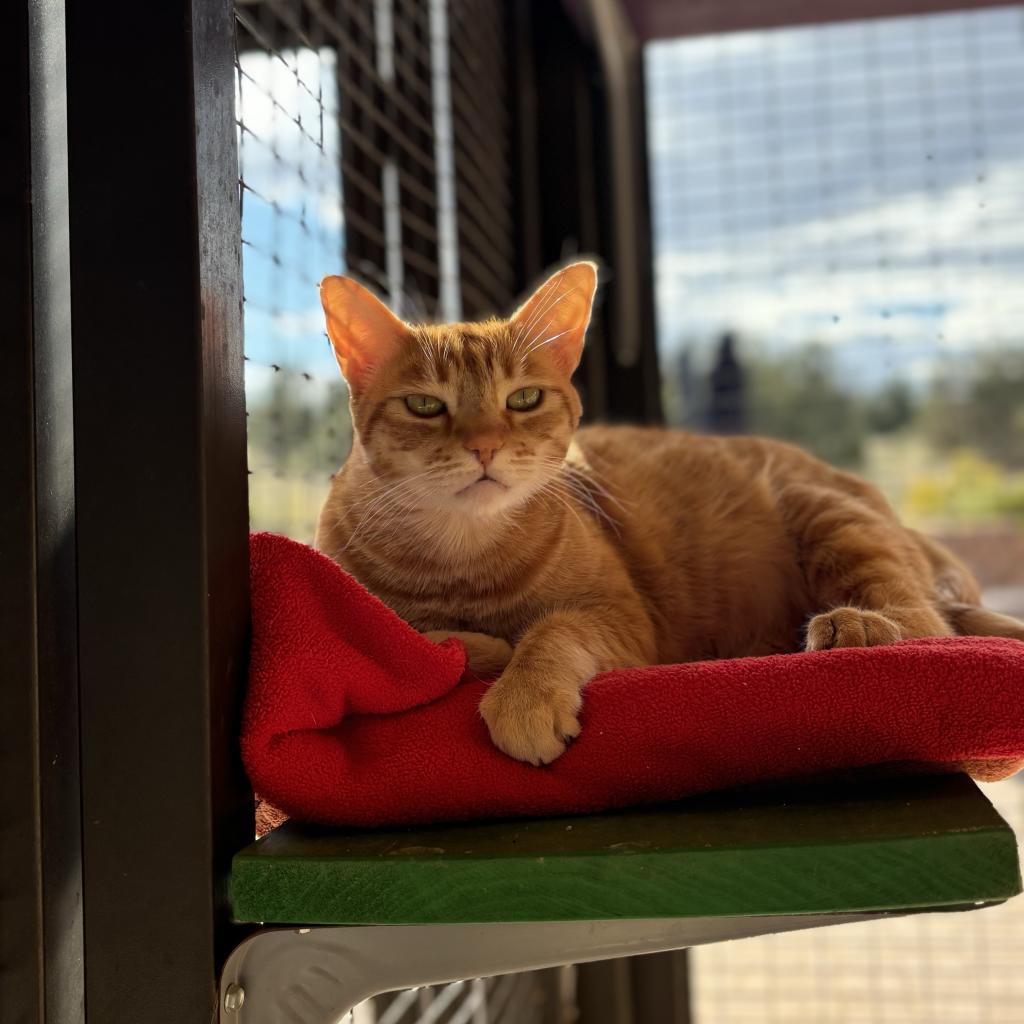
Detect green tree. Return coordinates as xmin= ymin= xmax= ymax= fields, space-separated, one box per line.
xmin=865 ymin=380 xmax=915 ymax=435
xmin=919 ymin=351 xmax=1024 ymax=468
xmin=247 ymin=372 xmax=352 ymax=477
xmin=746 ymin=342 xmax=867 ymax=467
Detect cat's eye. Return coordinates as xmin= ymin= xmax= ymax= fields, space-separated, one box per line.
xmin=507 ymin=387 xmax=542 ymax=411
xmin=405 ymin=394 xmax=446 ymax=417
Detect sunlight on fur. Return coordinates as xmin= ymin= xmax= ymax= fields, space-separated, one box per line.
xmin=315 ymin=261 xmax=1024 ymax=766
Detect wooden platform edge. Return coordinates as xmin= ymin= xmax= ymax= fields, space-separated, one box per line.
xmin=230 ymin=822 xmax=1021 ymax=926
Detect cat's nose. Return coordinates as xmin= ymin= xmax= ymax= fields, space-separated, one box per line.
xmin=463 ymin=431 xmax=506 ymax=468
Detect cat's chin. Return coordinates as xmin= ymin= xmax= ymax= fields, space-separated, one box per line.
xmin=440 ymin=473 xmax=520 ymax=516
xmin=452 ymin=477 xmax=514 ymax=515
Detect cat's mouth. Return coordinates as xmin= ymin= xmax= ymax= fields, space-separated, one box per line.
xmin=456 ymin=473 xmax=510 ymax=498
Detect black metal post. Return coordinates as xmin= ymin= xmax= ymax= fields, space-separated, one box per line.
xmin=514 ymin=0 xmax=612 ymax=419
xmin=2 ymin=2 xmax=83 ymax=1022
xmin=0 ymin=3 xmax=46 ymax=1019
xmin=64 ymin=0 xmax=251 ymax=1021
xmin=513 ymin=0 xmax=662 ymax=425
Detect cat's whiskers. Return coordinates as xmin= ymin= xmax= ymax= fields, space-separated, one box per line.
xmin=529 ymin=457 xmax=625 ymax=535
xmin=354 ymin=482 xmax=444 ymax=548
xmin=530 ymin=478 xmax=587 ymax=532
xmin=347 ymin=468 xmax=436 ymax=514
xmin=536 ymin=453 xmax=635 ymax=512
xmin=416 ymin=334 xmax=435 ymax=368
xmin=557 ymin=476 xmax=622 ymax=536
xmin=342 ymin=471 xmax=439 ymax=551
xmin=563 ymin=464 xmax=634 ymax=513
xmin=342 ymin=493 xmax=417 ymax=552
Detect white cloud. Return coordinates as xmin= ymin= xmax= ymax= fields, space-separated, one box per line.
xmin=655 ymin=156 xmax=1024 ymax=363
xmin=269 ymin=308 xmax=330 ymax=340
xmin=236 ymin=46 xmax=342 ymax=213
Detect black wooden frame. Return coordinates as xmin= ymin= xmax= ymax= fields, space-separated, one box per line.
xmin=2 ymin=2 xmax=82 ymax=1021
xmin=65 ymin=0 xmax=252 ymax=1019
xmin=3 ymin=0 xmax=252 ymax=1021
xmin=511 ymin=0 xmax=663 ymax=425
xmin=2 ymin=2 xmax=49 ymax=1019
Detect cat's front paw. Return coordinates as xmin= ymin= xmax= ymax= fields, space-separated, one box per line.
xmin=479 ymin=677 xmax=582 ymax=765
xmin=805 ymin=606 xmax=902 ymax=650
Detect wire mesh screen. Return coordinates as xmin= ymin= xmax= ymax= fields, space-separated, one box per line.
xmin=347 ymin=970 xmax=558 ymax=1024
xmin=648 ymin=5 xmax=1024 ymax=475
xmin=648 ymin=3 xmax=1024 ymax=604
xmin=647 ymin=5 xmax=1024 ymax=1021
xmin=236 ymin=2 xmax=350 ymax=539
xmin=237 ymin=0 xmax=518 ymax=541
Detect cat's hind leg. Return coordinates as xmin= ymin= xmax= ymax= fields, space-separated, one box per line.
xmin=780 ymin=484 xmax=952 ymax=651
xmin=941 ymin=603 xmax=1024 ymax=641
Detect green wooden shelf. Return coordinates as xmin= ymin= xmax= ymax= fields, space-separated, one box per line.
xmin=231 ymin=773 xmax=1021 ymax=926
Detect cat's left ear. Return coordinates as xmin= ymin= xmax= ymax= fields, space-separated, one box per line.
xmin=320 ymin=275 xmax=411 ymax=394
xmin=510 ymin=261 xmax=598 ymax=374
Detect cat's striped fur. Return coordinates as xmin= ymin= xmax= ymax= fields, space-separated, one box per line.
xmin=316 ymin=263 xmax=1024 ymax=765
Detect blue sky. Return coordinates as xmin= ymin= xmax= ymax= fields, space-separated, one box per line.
xmin=237 ymin=44 xmax=345 ymax=399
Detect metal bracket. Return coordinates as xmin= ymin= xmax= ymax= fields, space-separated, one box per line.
xmin=218 ymin=912 xmax=887 ymax=1023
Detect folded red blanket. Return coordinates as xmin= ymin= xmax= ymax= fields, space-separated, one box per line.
xmin=243 ymin=532 xmax=1024 ymax=828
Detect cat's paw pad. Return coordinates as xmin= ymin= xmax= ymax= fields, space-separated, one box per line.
xmin=805 ymin=607 xmax=903 ymax=651
xmin=479 ymin=681 xmax=581 ymax=765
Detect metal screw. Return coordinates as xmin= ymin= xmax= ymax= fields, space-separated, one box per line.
xmin=224 ymin=983 xmax=245 ymax=1012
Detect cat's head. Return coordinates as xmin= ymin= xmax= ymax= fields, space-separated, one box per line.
xmin=320 ymin=262 xmax=597 ymax=518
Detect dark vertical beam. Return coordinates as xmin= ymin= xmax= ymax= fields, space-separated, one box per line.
xmin=65 ymin=0 xmax=251 ymax=1021
xmin=337 ymin=1 xmax=389 ymax=293
xmin=508 ymin=0 xmax=542 ymax=295
xmin=394 ymin=0 xmax=440 ymax=315
xmin=520 ymin=0 xmax=612 ymax=420
xmin=1 ymin=3 xmax=83 ymax=1022
xmin=0 ymin=2 xmax=44 ymax=1020
xmin=577 ymin=952 xmax=692 ymax=1024
xmin=28 ymin=2 xmax=84 ymax=1022
xmin=518 ymin=0 xmax=662 ymax=424
xmin=576 ymin=959 xmax=635 ymax=1024
xmin=630 ymin=951 xmax=692 ymax=1023
xmin=585 ymin=0 xmax=662 ymax=424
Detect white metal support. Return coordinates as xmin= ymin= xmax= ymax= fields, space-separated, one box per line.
xmin=218 ymin=912 xmax=889 ymax=1023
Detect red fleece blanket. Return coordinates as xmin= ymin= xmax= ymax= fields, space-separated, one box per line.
xmin=243 ymin=532 xmax=1024 ymax=828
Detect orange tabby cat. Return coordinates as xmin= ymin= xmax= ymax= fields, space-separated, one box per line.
xmin=315 ymin=262 xmax=1024 ymax=765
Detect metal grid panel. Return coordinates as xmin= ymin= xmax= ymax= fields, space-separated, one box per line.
xmin=236 ymin=1 xmax=349 ymax=539
xmin=235 ymin=0 xmax=449 ymax=541
xmin=350 ymin=970 xmax=553 ymax=1024
xmin=648 ymin=5 xmax=1024 ymax=472
xmin=236 ymin=0 xmax=520 ymax=540
xmin=648 ymin=6 xmax=1024 ymax=1020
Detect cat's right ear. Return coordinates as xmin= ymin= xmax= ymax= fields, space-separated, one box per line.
xmin=320 ymin=276 xmax=410 ymax=394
